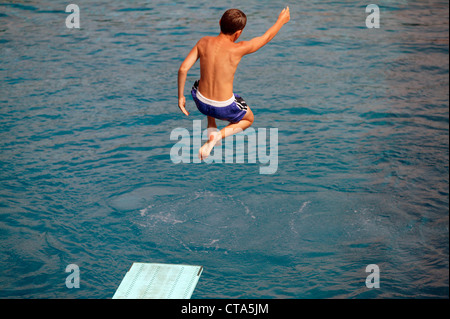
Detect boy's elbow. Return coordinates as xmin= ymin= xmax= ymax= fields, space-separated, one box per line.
xmin=178 ymin=66 xmax=188 ymax=74
xmin=179 ymin=61 xmax=191 ymax=74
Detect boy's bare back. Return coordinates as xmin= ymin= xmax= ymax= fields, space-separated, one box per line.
xmin=196 ymin=35 xmax=243 ymax=101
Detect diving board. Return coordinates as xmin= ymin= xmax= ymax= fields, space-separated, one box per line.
xmin=112 ymin=263 xmax=203 ymax=299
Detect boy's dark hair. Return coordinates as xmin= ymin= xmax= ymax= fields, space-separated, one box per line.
xmin=220 ymin=9 xmax=247 ymax=35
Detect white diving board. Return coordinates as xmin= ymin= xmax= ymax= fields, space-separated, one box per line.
xmin=112 ymin=263 xmax=203 ymax=299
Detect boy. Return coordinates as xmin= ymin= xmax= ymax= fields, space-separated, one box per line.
xmin=178 ymin=7 xmax=290 ymax=160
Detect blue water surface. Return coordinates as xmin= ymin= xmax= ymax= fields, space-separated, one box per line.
xmin=0 ymin=0 xmax=448 ymax=298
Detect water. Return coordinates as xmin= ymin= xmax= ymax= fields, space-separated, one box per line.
xmin=0 ymin=0 xmax=448 ymax=299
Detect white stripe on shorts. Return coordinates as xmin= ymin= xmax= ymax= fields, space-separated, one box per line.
xmin=196 ymin=90 xmax=235 ymax=108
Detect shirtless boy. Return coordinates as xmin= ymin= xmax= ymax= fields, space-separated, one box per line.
xmin=178 ymin=7 xmax=290 ymax=160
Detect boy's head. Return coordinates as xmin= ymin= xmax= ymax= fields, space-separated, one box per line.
xmin=220 ymin=9 xmax=247 ymax=35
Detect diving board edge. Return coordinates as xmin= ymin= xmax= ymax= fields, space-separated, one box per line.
xmin=113 ymin=262 xmax=203 ymax=299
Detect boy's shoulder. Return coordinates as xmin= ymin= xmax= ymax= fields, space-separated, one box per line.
xmin=197 ymin=36 xmax=213 ymax=44
xmin=195 ymin=36 xmax=212 ymax=50
xmin=196 ymin=35 xmax=242 ymax=55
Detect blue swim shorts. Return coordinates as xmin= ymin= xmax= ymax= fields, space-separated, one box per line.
xmin=191 ymin=80 xmax=248 ymax=123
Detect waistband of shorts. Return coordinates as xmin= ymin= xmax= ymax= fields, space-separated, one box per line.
xmin=196 ymin=89 xmax=235 ymax=108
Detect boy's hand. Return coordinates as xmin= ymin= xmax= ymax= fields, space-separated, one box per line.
xmin=278 ymin=6 xmax=290 ymax=24
xmin=178 ymin=96 xmax=189 ymax=116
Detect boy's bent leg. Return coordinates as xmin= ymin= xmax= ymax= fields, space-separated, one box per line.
xmin=207 ymin=116 xmax=221 ymax=146
xmin=199 ymin=116 xmax=220 ymax=160
xmin=207 ymin=116 xmax=217 ymax=130
xmin=220 ymin=106 xmax=254 ymax=139
xmin=199 ymin=107 xmax=254 ymax=160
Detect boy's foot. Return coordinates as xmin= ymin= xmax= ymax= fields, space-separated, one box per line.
xmin=207 ymin=127 xmax=221 ymax=146
xmin=199 ymin=131 xmax=221 ymax=160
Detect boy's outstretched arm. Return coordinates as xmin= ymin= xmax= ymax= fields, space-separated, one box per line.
xmin=238 ymin=6 xmax=290 ymax=56
xmin=178 ymin=43 xmax=199 ymax=116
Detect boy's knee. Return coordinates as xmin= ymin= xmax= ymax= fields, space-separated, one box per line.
xmin=245 ymin=108 xmax=254 ymax=123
